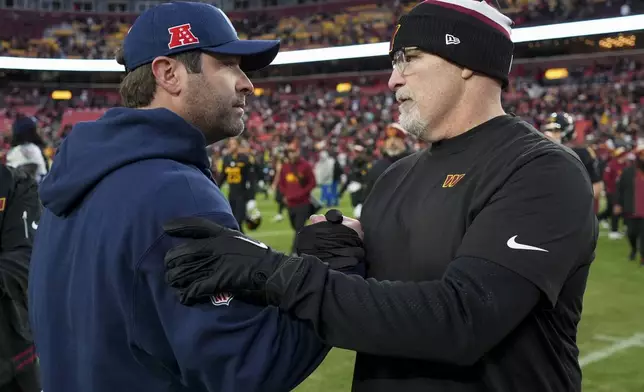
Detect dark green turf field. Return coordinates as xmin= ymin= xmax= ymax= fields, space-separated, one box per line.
xmin=245 ymin=191 xmax=644 ymax=392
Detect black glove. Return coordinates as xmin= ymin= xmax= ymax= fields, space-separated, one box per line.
xmin=163 ymin=217 xmax=328 ymax=312
xmin=294 ymin=209 xmax=365 ymax=275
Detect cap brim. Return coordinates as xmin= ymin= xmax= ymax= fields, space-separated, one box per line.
xmin=203 ymin=39 xmax=281 ymax=72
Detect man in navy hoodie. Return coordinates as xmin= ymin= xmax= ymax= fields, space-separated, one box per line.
xmin=28 ymin=2 xmax=329 ymax=391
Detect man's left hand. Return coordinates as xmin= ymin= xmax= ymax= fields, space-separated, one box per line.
xmin=163 ymin=217 xmax=290 ymax=305
xmin=165 ymin=217 xmax=343 ymax=308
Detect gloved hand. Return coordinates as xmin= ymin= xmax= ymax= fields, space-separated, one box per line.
xmin=163 ymin=217 xmax=328 ymax=310
xmin=295 ymin=209 xmax=365 ymax=275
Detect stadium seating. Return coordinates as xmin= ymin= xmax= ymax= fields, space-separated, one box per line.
xmin=0 ymin=0 xmax=632 ymax=59
xmin=1 ymin=57 xmax=642 ymax=158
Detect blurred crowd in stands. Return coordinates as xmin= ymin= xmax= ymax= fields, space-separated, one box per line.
xmin=1 ymin=57 xmax=643 ymax=165
xmin=0 ymin=0 xmax=637 ymax=59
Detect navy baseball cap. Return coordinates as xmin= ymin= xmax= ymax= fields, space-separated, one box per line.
xmin=123 ymin=2 xmax=281 ymax=73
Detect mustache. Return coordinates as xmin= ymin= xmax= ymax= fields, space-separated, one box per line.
xmin=395 ymin=90 xmax=412 ymax=102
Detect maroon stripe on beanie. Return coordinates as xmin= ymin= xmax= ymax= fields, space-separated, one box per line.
xmin=422 ymin=0 xmax=511 ymax=39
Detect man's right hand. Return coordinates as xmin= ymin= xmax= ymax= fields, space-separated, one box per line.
xmin=309 ymin=212 xmax=363 ymax=239
xmin=296 ymin=210 xmax=365 ymax=275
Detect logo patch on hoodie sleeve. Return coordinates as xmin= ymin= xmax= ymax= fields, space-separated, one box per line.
xmin=210 ymin=293 xmax=234 ymax=306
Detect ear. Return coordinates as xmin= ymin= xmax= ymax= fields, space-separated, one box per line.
xmin=151 ymin=56 xmax=183 ymax=96
xmin=461 ymin=68 xmax=474 ymax=80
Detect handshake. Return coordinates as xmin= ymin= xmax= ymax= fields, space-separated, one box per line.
xmin=163 ymin=210 xmax=365 ymax=308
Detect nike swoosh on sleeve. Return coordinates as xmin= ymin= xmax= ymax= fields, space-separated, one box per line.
xmin=506 ymin=235 xmax=548 ymax=252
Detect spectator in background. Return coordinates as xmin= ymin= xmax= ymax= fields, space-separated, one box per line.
xmin=271 ymin=153 xmax=287 ymax=222
xmin=314 ymin=150 xmax=335 ymax=207
xmin=0 ymin=164 xmax=41 ymax=392
xmin=600 ymin=147 xmax=628 ymax=239
xmin=5 ymin=117 xmax=48 ymax=183
xmin=330 ymin=151 xmax=343 ymax=207
xmin=278 ymin=140 xmax=317 ymax=254
xmin=361 ymin=123 xmax=409 ymax=202
xmin=615 ymin=147 xmax=644 ymax=265
xmin=621 ymin=1 xmax=632 ymax=16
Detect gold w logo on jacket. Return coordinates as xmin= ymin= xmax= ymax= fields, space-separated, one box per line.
xmin=442 ymin=174 xmax=465 ymax=188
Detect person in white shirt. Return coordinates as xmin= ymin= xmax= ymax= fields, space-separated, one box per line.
xmin=314 ymin=151 xmax=335 ymax=207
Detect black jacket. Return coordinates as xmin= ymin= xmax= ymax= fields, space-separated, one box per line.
xmin=0 ymin=165 xmax=41 ymax=391
xmin=615 ymin=165 xmax=638 ymax=215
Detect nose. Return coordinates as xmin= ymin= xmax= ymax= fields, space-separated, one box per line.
xmin=237 ymin=71 xmax=254 ymax=96
xmin=388 ymin=68 xmax=405 ymax=92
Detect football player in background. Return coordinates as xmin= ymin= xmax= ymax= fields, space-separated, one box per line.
xmin=339 ymin=145 xmax=372 ymax=218
xmin=238 ymin=140 xmax=263 ymax=231
xmin=218 ymin=138 xmax=255 ymax=233
xmin=541 ymin=112 xmax=604 ymax=208
xmin=252 ymin=149 xmax=270 ymax=200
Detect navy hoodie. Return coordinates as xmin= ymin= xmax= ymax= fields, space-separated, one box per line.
xmin=28 ymin=108 xmax=328 ymax=392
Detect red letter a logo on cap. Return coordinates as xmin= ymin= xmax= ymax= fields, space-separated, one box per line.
xmin=168 ymin=23 xmax=200 ymax=49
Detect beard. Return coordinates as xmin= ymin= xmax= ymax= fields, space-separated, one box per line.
xmin=398 ymin=102 xmax=428 ymax=140
xmin=183 ymin=75 xmax=245 ymax=144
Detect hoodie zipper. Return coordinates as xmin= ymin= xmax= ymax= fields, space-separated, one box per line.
xmin=22 ymin=211 xmax=28 ymax=239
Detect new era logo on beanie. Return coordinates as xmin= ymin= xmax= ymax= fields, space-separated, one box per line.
xmin=390 ymin=0 xmax=514 ymax=87
xmin=445 ymin=34 xmax=460 ymax=45
xmin=123 ymin=2 xmax=280 ymax=73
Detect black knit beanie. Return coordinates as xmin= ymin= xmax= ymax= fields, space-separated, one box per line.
xmin=389 ymin=0 xmax=515 ymax=88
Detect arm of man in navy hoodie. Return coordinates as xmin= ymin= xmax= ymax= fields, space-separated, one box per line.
xmin=133 ymin=169 xmax=329 ymax=391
